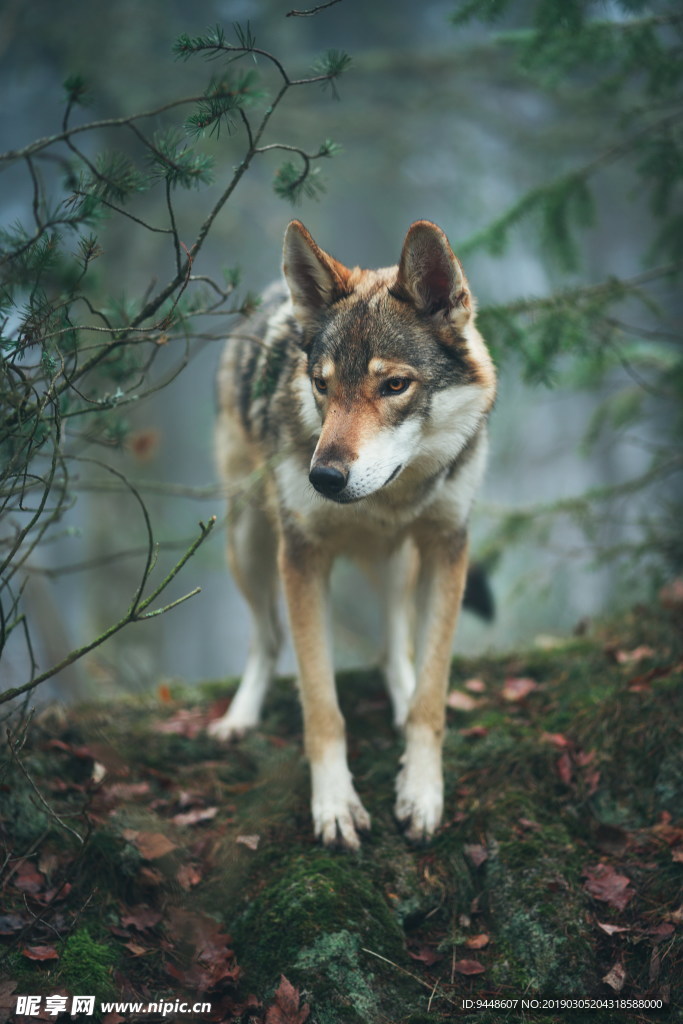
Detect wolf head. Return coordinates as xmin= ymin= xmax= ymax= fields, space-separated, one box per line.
xmin=283 ymin=220 xmax=495 ymax=504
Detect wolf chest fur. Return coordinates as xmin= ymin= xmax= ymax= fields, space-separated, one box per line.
xmin=209 ymin=219 xmax=496 ymax=848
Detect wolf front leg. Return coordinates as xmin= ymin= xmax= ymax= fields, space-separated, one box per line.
xmin=395 ymin=530 xmax=469 ymax=841
xmin=279 ymin=531 xmax=371 ymax=850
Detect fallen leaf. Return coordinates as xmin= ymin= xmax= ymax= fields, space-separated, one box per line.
xmin=672 ymin=847 xmax=683 ymax=863
xmin=119 ymin=904 xmax=163 ymax=932
xmin=177 ymin=863 xmax=203 ymax=890
xmin=236 ymin=834 xmax=260 ymax=851
xmin=123 ymin=830 xmax=177 ymax=860
xmin=22 ymin=944 xmax=60 ymax=960
xmin=602 ymin=961 xmax=626 ymax=992
xmin=266 ymin=975 xmax=310 ymax=1024
xmin=124 ymin=940 xmax=151 ymax=956
xmin=502 ymin=677 xmax=538 ymax=702
xmin=541 ymin=732 xmax=571 ymax=749
xmin=465 ymin=933 xmax=490 ymax=949
xmin=556 ymin=752 xmax=573 ymax=785
xmin=104 ymin=781 xmax=151 ymax=802
xmin=452 ymin=959 xmax=485 ymax=975
xmin=464 ymin=843 xmax=488 ymax=868
xmin=163 ymin=908 xmax=239 ymax=994
xmin=0 ymin=980 xmax=17 ymax=1022
xmin=46 ymin=738 xmax=94 ymax=759
xmin=460 ymin=726 xmax=489 ymax=738
xmin=408 ymin=945 xmax=443 ymax=966
xmin=615 ymin=645 xmax=655 ymax=664
xmin=172 ymin=806 xmax=218 ymax=828
xmin=583 ymin=864 xmax=634 ymax=911
xmin=154 ymin=708 xmax=208 ymax=739
xmin=464 ymin=678 xmax=486 ymax=693
xmin=669 ymin=903 xmax=683 ymax=925
xmin=659 ymin=578 xmax=683 ymax=609
xmin=596 ymin=921 xmax=630 ymax=936
xmin=518 ymin=817 xmax=541 ymax=832
xmin=446 ymin=690 xmax=478 ymax=712
xmin=585 ymin=770 xmax=601 ymax=796
xmin=13 ymin=860 xmax=44 ymax=894
xmin=138 ymin=866 xmax=164 ymax=886
xmin=648 ymin=922 xmax=675 ymax=943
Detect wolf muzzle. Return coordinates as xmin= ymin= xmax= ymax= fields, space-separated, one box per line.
xmin=309 ymin=463 xmax=348 ymax=499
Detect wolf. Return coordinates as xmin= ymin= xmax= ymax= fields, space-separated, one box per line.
xmin=208 ymin=219 xmax=496 ymax=849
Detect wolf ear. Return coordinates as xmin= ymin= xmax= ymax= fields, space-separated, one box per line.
xmin=393 ymin=221 xmax=472 ymax=325
xmin=283 ymin=220 xmax=353 ymax=327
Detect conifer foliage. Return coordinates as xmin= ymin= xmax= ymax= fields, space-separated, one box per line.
xmin=0 ymin=23 xmax=350 ymax=701
xmin=452 ymin=0 xmax=683 ymax=579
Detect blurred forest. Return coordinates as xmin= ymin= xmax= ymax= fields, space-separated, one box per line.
xmin=1 ymin=0 xmax=681 ymax=702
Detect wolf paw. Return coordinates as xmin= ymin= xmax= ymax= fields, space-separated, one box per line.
xmin=207 ymin=713 xmax=254 ymax=742
xmin=395 ymin=766 xmax=443 ymax=842
xmin=313 ymin=790 xmax=371 ymax=851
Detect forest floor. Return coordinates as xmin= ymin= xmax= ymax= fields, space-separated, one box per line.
xmin=1 ymin=594 xmax=682 ymax=1024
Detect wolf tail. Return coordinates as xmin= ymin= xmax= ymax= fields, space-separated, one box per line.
xmin=463 ymin=562 xmax=495 ymax=621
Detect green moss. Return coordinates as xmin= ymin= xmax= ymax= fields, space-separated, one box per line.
xmin=294 ymin=930 xmax=380 ymax=1024
xmin=58 ymin=928 xmax=118 ymax=1000
xmin=77 ymin=827 xmax=144 ymax=901
xmin=232 ymin=850 xmax=405 ymax=993
xmin=0 ymin=778 xmax=50 ymax=848
xmin=485 ymin=835 xmax=595 ymax=995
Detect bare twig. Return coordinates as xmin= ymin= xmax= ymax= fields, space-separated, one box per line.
xmin=287 ymin=0 xmax=343 ymax=16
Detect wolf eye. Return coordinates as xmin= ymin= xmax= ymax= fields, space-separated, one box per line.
xmin=313 ymin=377 xmax=328 ymax=394
xmin=383 ymin=377 xmax=410 ymax=395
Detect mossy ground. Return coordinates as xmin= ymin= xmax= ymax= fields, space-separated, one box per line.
xmin=1 ymin=601 xmax=681 ymax=1023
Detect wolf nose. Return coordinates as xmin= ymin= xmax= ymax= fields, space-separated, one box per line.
xmin=309 ymin=464 xmax=348 ymax=497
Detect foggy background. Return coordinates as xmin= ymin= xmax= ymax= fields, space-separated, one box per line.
xmin=0 ymin=0 xmax=666 ymax=700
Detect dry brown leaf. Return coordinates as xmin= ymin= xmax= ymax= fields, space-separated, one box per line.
xmin=177 ymin=863 xmax=203 ymax=890
xmin=0 ymin=981 xmax=17 ymax=1023
xmin=446 ymin=690 xmax=478 ymax=712
xmin=123 ymin=829 xmax=177 ymax=860
xmin=583 ymin=863 xmax=634 ymax=911
xmin=660 ymin=578 xmax=683 ymax=609
xmin=556 ymin=752 xmax=573 ymax=785
xmin=172 ymin=806 xmax=218 ymax=828
xmin=465 ymin=933 xmax=490 ymax=949
xmin=236 ymin=834 xmax=261 ymax=851
xmin=158 ymin=682 xmax=173 ymax=703
xmin=502 ymin=677 xmax=538 ymax=701
xmin=119 ymin=904 xmax=163 ymax=931
xmin=265 ymin=975 xmax=310 ymax=1024
xmin=22 ymin=944 xmax=60 ymax=961
xmin=452 ymin=959 xmax=485 ymax=975
xmin=615 ymin=645 xmax=655 ymax=664
xmin=154 ymin=708 xmax=208 ymax=739
xmin=124 ymin=940 xmax=151 ymax=956
xmin=464 ymin=843 xmax=488 ymax=868
xmin=12 ymin=860 xmax=44 ymax=894
xmin=596 ymin=921 xmax=630 ymax=936
xmin=541 ymin=732 xmax=571 ymax=749
xmin=603 ymin=962 xmax=626 ymax=992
